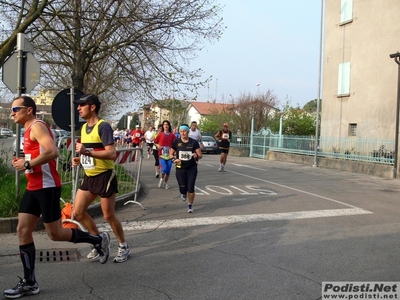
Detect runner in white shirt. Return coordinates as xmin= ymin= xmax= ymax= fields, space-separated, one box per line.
xmin=144 ymin=126 xmax=155 ymax=158
xmin=188 ymin=121 xmax=202 ymax=142
xmin=113 ymin=128 xmax=121 ymax=147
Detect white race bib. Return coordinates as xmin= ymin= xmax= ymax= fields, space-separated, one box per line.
xmin=161 ymin=147 xmax=170 ymax=157
xmin=80 ymin=148 xmax=95 ymax=170
xmin=179 ymin=151 xmax=192 ymax=161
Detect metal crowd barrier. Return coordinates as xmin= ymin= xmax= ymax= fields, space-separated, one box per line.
xmin=58 ymin=136 xmax=145 ymax=229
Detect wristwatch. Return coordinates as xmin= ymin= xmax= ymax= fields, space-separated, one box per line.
xmin=24 ymin=161 xmax=31 ymax=170
xmin=84 ymin=150 xmax=91 ymax=156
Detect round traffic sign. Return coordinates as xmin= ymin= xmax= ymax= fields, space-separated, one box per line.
xmin=51 ymin=89 xmax=85 ymax=131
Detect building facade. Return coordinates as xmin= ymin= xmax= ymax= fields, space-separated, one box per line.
xmin=321 ymin=0 xmax=400 ymax=141
xmin=186 ymin=102 xmax=231 ymax=125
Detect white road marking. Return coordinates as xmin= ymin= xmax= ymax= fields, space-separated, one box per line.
xmin=228 ymin=164 xmax=359 ymax=209
xmin=99 ymin=161 xmax=372 ymax=232
xmin=97 ymin=208 xmax=372 ymax=232
xmin=231 ymin=163 xmax=268 ymax=172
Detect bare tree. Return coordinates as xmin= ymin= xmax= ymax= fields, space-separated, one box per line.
xmin=231 ymin=91 xmax=279 ymax=134
xmin=0 ymin=0 xmax=223 ymax=115
xmin=0 ymin=0 xmax=51 ymax=66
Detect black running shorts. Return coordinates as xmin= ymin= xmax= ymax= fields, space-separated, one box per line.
xmin=19 ymin=187 xmax=62 ymax=223
xmin=80 ymin=169 xmax=118 ymax=198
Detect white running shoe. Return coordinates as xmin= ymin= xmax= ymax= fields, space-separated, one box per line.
xmin=113 ymin=245 xmax=131 ymax=263
xmin=3 ymin=277 xmax=39 ymax=299
xmin=158 ymin=178 xmax=164 ymax=188
xmin=218 ymin=167 xmax=222 ymax=172
xmin=181 ymin=194 xmax=187 ymax=202
xmin=187 ymin=204 xmax=194 ymax=213
xmin=164 ymin=183 xmax=169 ymax=189
xmin=87 ymin=247 xmax=99 ymax=260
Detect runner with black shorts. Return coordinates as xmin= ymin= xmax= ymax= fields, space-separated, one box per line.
xmin=4 ymin=96 xmax=109 ymax=299
xmin=214 ymin=122 xmax=232 ymax=172
xmin=72 ymin=94 xmax=131 ymax=264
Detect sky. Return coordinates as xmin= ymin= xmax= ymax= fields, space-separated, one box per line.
xmin=0 ymin=0 xmax=323 ymax=114
xmin=188 ymin=0 xmax=324 ymax=109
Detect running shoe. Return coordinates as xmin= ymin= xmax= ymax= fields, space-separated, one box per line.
xmin=187 ymin=204 xmax=194 ymax=213
xmin=158 ymin=178 xmax=164 ymax=188
xmin=4 ymin=277 xmax=39 ymax=299
xmin=87 ymin=247 xmax=99 ymax=260
xmin=218 ymin=167 xmax=222 ymax=172
xmin=164 ymin=183 xmax=169 ymax=189
xmin=181 ymin=194 xmax=187 ymax=202
xmin=113 ymin=245 xmax=131 ymax=263
xmin=98 ymin=232 xmax=110 ymax=264
xmin=155 ymin=173 xmax=160 ymax=178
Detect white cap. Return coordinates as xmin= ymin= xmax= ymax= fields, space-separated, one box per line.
xmin=135 ymin=125 xmax=140 ymax=127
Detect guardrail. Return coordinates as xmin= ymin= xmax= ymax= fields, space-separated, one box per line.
xmin=229 ymin=133 xmax=395 ymax=166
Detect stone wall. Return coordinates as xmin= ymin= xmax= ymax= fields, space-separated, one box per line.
xmin=229 ymin=147 xmax=250 ymax=157
xmin=267 ymin=151 xmax=394 ymax=179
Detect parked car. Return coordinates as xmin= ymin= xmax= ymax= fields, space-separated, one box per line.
xmin=52 ymin=129 xmax=70 ymax=148
xmin=199 ymin=136 xmax=219 ymax=154
xmin=0 ymin=128 xmax=12 ymax=137
xmin=13 ymin=129 xmax=25 ymax=156
xmin=56 ymin=129 xmax=70 ymax=137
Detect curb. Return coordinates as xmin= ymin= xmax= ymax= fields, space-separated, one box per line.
xmin=0 ymin=185 xmax=146 ymax=234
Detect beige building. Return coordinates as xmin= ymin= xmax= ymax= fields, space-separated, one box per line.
xmin=321 ymin=0 xmax=400 ymax=141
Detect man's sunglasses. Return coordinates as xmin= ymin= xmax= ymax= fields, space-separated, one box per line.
xmin=11 ymin=106 xmax=28 ymax=113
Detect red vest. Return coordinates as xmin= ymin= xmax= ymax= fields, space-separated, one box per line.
xmin=24 ymin=120 xmax=61 ymax=190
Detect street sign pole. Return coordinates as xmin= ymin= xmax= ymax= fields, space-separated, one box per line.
xmin=15 ymin=33 xmax=26 ymax=197
xmin=70 ymin=87 xmax=77 ymax=200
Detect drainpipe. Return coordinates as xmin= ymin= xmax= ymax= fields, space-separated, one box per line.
xmin=313 ymin=0 xmax=324 ymax=167
xmin=389 ymin=52 xmax=400 ymax=178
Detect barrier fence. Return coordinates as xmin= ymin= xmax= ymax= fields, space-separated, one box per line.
xmin=57 ymin=136 xmax=144 ymax=229
xmin=229 ymin=132 xmax=395 ymax=166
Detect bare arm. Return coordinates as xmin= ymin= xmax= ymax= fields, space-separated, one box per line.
xmin=169 ymin=148 xmax=176 ymax=160
xmin=214 ymin=131 xmax=220 ymax=141
xmin=76 ymin=142 xmax=116 ymax=160
xmin=194 ymin=147 xmax=202 ymax=160
xmin=29 ymin=122 xmax=59 ymax=168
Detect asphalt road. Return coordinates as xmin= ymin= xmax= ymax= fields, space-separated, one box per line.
xmin=1 ymin=153 xmax=400 ymax=299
